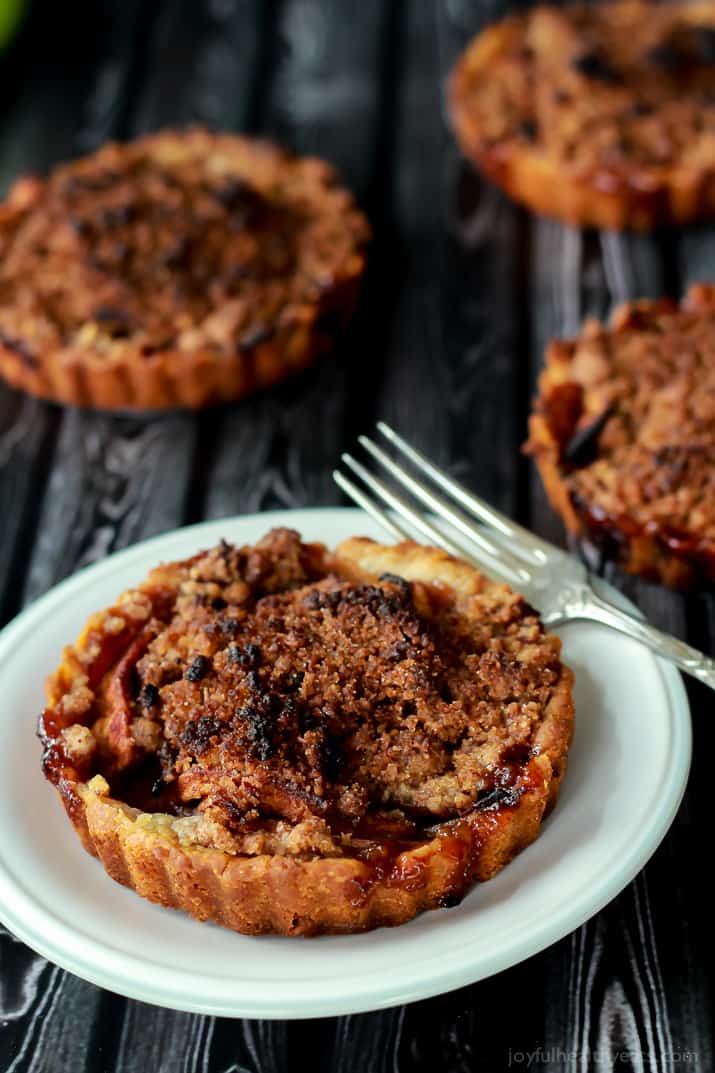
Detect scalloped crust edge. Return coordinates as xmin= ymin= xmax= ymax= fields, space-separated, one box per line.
xmin=0 ymin=273 xmax=363 ymax=411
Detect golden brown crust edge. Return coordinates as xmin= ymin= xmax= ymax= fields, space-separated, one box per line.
xmin=448 ymin=15 xmax=715 ymax=232
xmin=0 ymin=291 xmax=358 ymax=411
xmin=528 ymin=284 xmax=715 ymax=589
xmin=47 ymin=538 xmax=575 ymax=936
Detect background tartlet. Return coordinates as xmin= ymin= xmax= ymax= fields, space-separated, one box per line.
xmin=0 ymin=128 xmax=369 ymax=410
xmin=449 ymin=1 xmax=715 ymax=230
xmin=528 ymin=283 xmax=715 ymax=590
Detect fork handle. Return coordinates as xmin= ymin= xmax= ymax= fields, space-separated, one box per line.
xmin=570 ymin=590 xmax=715 ymax=690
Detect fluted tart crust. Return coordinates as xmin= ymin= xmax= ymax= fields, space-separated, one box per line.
xmin=449 ymin=2 xmax=715 ymax=230
xmin=0 ymin=128 xmax=369 ymax=410
xmin=528 ymin=283 xmax=715 ymax=589
xmin=39 ymin=529 xmax=574 ymax=936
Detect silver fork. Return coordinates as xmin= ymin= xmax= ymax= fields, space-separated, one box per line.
xmin=333 ymin=421 xmax=715 ymax=691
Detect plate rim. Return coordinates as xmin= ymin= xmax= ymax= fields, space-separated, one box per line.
xmin=0 ymin=507 xmax=693 ymax=1018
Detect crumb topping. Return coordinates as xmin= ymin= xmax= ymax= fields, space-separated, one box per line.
xmin=0 ymin=128 xmax=369 ymax=362
xmin=43 ymin=529 xmax=564 ymax=859
xmin=458 ymin=2 xmax=715 ymax=178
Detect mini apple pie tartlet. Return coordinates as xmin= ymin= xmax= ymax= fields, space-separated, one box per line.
xmin=39 ymin=529 xmax=574 ymax=936
xmin=528 ymin=284 xmax=715 ymax=589
xmin=0 ymin=128 xmax=369 ymax=410
xmin=449 ymin=1 xmax=715 ymax=230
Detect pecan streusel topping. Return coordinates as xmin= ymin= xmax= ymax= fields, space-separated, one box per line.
xmin=0 ymin=129 xmax=369 ymax=409
xmin=81 ymin=530 xmax=562 ymax=840
xmin=0 ymin=130 xmax=367 ymax=360
xmin=528 ymin=284 xmax=715 ymax=586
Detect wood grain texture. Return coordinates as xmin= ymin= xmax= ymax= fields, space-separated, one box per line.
xmin=22 ymin=411 xmax=194 ymax=603
xmin=202 ymin=0 xmax=391 ymax=522
xmin=0 ymin=394 xmax=57 ymax=624
xmin=109 ymin=1003 xmax=287 ymax=1073
xmin=0 ymin=1 xmax=713 ymax=1070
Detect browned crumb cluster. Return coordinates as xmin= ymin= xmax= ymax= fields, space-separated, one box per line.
xmin=449 ymin=1 xmax=715 ymax=229
xmin=39 ymin=530 xmax=574 ymax=933
xmin=528 ymin=283 xmax=715 ymax=589
xmin=0 ymin=128 xmax=369 ymax=409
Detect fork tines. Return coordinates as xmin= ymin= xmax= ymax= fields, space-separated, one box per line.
xmin=333 ymin=423 xmax=552 ymax=588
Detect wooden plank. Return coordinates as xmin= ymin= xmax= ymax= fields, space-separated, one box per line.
xmin=0 ymin=394 xmax=57 ymax=625
xmin=362 ymin=0 xmax=453 ymax=475
xmin=132 ymin=0 xmax=270 ymax=134
xmin=0 ymin=959 xmax=116 ymax=1073
xmin=401 ymin=961 xmax=559 ymax=1073
xmin=22 ymin=410 xmax=195 ymax=602
xmin=436 ymin=0 xmax=528 ymax=518
xmin=370 ymin=0 xmax=526 ymax=517
xmin=108 ymin=1004 xmax=292 ymax=1073
xmin=329 ymin=1011 xmax=406 ymax=1073
xmin=202 ymin=0 xmax=391 ymax=521
xmin=659 ymin=617 xmax=715 ymax=1073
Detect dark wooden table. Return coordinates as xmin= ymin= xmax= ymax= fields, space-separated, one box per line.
xmin=0 ymin=1 xmax=712 ymax=1069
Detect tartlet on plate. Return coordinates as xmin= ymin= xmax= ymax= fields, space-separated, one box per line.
xmin=39 ymin=528 xmax=574 ymax=936
xmin=449 ymin=1 xmax=715 ymax=230
xmin=527 ymin=283 xmax=715 ymax=590
xmin=0 ymin=128 xmax=369 ymax=410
